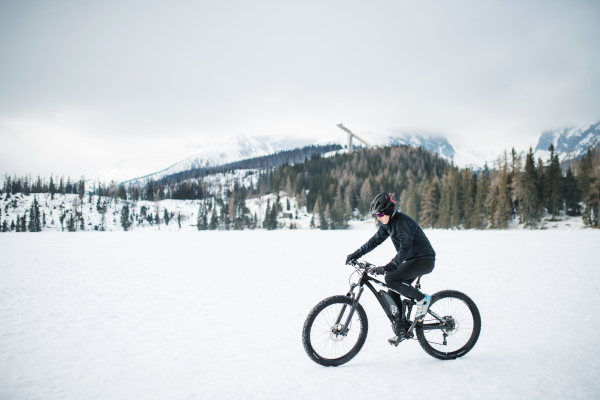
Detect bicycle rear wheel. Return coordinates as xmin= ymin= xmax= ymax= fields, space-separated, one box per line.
xmin=302 ymin=295 xmax=368 ymax=367
xmin=416 ymin=290 xmax=481 ymax=360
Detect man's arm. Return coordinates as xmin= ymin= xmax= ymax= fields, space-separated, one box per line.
xmin=355 ymin=225 xmax=389 ymax=257
xmin=384 ymin=223 xmax=414 ymax=272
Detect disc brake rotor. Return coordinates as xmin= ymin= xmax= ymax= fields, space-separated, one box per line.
xmin=442 ymin=317 xmax=459 ymax=335
xmin=330 ymin=324 xmax=347 ymax=341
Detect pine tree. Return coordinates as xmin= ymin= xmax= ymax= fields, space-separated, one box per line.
xmin=508 ymin=149 xmax=523 ymax=221
xmin=330 ymin=186 xmax=346 ymax=229
xmin=31 ymin=196 xmax=41 ymax=232
xmin=472 ymin=163 xmax=491 ymax=229
xmin=491 ymin=169 xmax=512 ymax=228
xmin=520 ymin=148 xmax=540 ymax=227
xmin=67 ymin=213 xmax=76 ymax=231
xmin=420 ymin=178 xmax=440 ymax=228
xmin=263 ymin=200 xmax=273 ymax=230
xmin=121 ymin=202 xmax=131 ymax=231
xmin=78 ymin=177 xmax=85 ymax=204
xmin=49 ymin=176 xmax=56 ymax=200
xmin=448 ymin=168 xmax=461 ymax=228
xmin=209 ymin=210 xmax=218 ymax=230
xmin=437 ymin=170 xmax=452 ymax=229
xmin=461 ymin=170 xmax=477 ymax=229
xmin=322 ymin=203 xmax=331 ymax=230
xmin=578 ymin=147 xmax=599 ymax=226
xmin=405 ymin=181 xmax=421 ymax=223
xmin=312 ymin=197 xmax=320 ymax=228
xmin=285 ymin=177 xmax=293 ymax=197
xmin=163 ymin=208 xmax=170 ymax=225
xmin=269 ymin=198 xmax=279 ymax=229
xmin=228 ymin=191 xmax=236 ymax=229
xmin=197 ymin=203 xmax=208 ymax=230
xmin=359 ymin=178 xmax=373 ymax=217
xmin=545 ymin=144 xmax=563 ymax=218
xmin=299 ymin=189 xmax=307 ymax=211
xmin=118 ymin=185 xmax=127 ymax=200
xmin=1 ymin=220 xmax=8 ymax=232
xmin=564 ymin=166 xmax=580 ymax=216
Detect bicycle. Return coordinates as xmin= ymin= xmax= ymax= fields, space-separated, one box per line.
xmin=302 ymin=260 xmax=481 ymax=366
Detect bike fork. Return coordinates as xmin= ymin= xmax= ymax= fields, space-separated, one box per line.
xmin=336 ymin=286 xmax=364 ymax=336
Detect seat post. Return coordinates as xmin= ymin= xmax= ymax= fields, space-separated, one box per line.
xmin=415 ymin=276 xmax=422 ymax=290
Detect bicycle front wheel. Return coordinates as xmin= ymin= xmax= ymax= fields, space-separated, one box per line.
xmin=302 ymin=295 xmax=368 ymax=367
xmin=416 ymin=290 xmax=481 ymax=360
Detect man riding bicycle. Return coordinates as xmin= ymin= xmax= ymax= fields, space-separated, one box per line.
xmin=346 ymin=192 xmax=436 ymax=341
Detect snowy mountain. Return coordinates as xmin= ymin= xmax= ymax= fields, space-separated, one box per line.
xmin=534 ymin=121 xmax=600 ymax=162
xmin=332 ymin=130 xmax=494 ymax=170
xmin=89 ymin=134 xmax=314 ymax=185
xmin=386 ymin=131 xmax=495 ymax=169
xmin=91 ymin=130 xmax=496 ymax=186
xmin=92 ymin=120 xmax=600 ymax=186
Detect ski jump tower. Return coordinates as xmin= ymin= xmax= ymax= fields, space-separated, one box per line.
xmin=336 ymin=124 xmax=375 ymax=153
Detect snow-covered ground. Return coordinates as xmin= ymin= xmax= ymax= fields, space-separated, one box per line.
xmin=1 ymin=230 xmax=598 ymax=399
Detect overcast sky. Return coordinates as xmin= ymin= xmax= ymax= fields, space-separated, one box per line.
xmin=1 ymin=0 xmax=599 ymax=179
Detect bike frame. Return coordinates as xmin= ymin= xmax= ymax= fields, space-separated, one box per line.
xmin=337 ymin=263 xmax=452 ymax=338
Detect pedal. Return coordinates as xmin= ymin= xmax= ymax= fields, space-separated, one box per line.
xmin=388 ymin=336 xmax=406 ymax=347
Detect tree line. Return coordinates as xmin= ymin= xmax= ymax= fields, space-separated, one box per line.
xmin=2 ymin=142 xmax=598 ymax=232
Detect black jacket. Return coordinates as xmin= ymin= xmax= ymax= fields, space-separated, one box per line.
xmin=356 ymin=212 xmax=435 ymax=272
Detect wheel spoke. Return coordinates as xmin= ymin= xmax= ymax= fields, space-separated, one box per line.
xmin=421 ymin=295 xmax=476 ymax=353
xmin=308 ymin=301 xmax=364 ymax=361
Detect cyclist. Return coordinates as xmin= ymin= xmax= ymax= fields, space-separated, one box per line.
xmin=346 ymin=193 xmax=436 ymax=338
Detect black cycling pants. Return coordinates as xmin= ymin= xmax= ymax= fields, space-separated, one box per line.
xmin=385 ymin=258 xmax=435 ymax=303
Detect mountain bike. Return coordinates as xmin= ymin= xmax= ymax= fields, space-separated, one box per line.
xmin=302 ymin=260 xmax=481 ymax=366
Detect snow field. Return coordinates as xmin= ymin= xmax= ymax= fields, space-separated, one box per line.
xmin=0 ymin=230 xmax=599 ymax=399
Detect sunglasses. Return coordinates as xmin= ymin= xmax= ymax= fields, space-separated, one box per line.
xmin=376 ymin=212 xmax=385 ymax=218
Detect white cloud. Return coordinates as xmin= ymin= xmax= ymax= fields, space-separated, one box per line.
xmin=1 ymin=0 xmax=599 ymax=177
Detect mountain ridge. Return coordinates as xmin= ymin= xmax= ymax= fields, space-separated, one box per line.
xmin=89 ymin=121 xmax=600 ymax=185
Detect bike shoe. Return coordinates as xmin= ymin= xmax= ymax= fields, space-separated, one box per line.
xmin=415 ymin=294 xmax=431 ymax=320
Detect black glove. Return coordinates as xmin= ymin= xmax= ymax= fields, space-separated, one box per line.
xmin=346 ymin=251 xmax=360 ymax=265
xmin=374 ymin=266 xmax=386 ymax=275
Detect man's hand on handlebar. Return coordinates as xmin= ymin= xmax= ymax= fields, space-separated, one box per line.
xmin=347 ymin=259 xmax=385 ymax=276
xmin=345 ymin=251 xmax=360 ymax=265
xmin=373 ymin=266 xmax=385 ymax=275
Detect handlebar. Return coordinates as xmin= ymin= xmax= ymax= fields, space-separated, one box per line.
xmin=349 ymin=259 xmax=376 ymax=274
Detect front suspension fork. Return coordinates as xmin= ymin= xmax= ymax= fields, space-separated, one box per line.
xmin=336 ymin=284 xmax=364 ymax=336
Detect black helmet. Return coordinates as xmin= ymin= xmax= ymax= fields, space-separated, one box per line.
xmin=369 ymin=193 xmax=397 ymax=215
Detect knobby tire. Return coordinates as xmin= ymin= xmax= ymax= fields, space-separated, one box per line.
xmin=302 ymin=295 xmax=368 ymax=367
xmin=416 ymin=290 xmax=481 ymax=360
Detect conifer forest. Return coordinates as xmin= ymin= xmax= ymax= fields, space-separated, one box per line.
xmin=1 ymin=144 xmax=599 ymax=232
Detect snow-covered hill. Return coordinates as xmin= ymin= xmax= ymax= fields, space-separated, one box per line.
xmin=89 ymin=134 xmax=314 ymax=185
xmin=1 ymin=172 xmax=587 ymax=233
xmin=89 ymin=130 xmax=497 ymax=186
xmin=317 ymin=130 xmax=495 ymax=170
xmin=88 ymin=120 xmax=599 ymax=186
xmin=534 ymin=121 xmax=600 ymax=162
